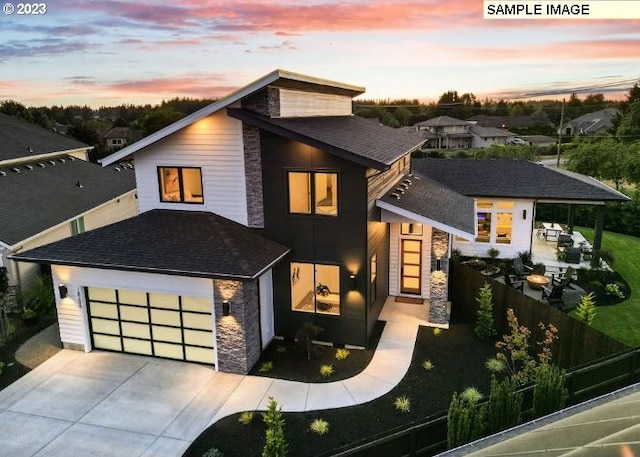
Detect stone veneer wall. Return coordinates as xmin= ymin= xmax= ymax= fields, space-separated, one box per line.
xmin=214 ymin=279 xmax=262 ymax=374
xmin=242 ymin=124 xmax=264 ymax=228
xmin=240 ymin=86 xmax=280 ymax=117
xmin=429 ymin=229 xmax=450 ymax=324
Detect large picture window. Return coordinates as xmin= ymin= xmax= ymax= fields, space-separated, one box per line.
xmin=159 ymin=167 xmax=204 ymax=203
xmin=290 ymin=262 xmax=340 ymax=315
xmin=288 ymin=171 xmax=338 ymax=216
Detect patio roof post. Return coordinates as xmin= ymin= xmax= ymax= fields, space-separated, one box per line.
xmin=567 ymin=204 xmax=575 ymax=234
xmin=593 ymin=205 xmax=605 ymax=252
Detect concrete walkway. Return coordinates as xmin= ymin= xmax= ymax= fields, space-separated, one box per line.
xmin=0 ymin=300 xmax=423 ymax=457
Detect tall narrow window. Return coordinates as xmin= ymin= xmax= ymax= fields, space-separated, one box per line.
xmin=290 ymin=262 xmax=340 ymax=315
xmin=401 ymin=223 xmax=423 ymax=236
xmin=288 ymin=171 xmax=338 ymax=216
xmin=476 ymin=200 xmax=493 ymax=243
xmin=370 ymin=254 xmax=377 ymax=307
xmin=71 ymin=216 xmax=85 ymax=236
xmin=314 ymin=173 xmax=338 ymax=215
xmin=159 ymin=167 xmax=203 ymax=203
xmin=288 ymin=172 xmax=311 ymax=214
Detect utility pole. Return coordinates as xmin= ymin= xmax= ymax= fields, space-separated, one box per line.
xmin=557 ymin=98 xmax=565 ymax=167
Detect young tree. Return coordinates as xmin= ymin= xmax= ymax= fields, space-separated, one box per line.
xmin=533 ymin=364 xmax=568 ymax=418
xmin=487 ymin=375 xmax=523 ymax=434
xmin=474 ymin=282 xmax=496 ymax=341
xmin=262 ymin=397 xmax=287 ymax=457
xmin=575 ymin=292 xmax=597 ymax=325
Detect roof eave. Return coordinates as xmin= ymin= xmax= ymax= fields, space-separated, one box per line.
xmin=100 ymin=69 xmax=365 ymax=167
xmin=226 ymin=108 xmax=393 ymax=170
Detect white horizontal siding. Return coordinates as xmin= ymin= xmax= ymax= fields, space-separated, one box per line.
xmin=279 ymin=89 xmax=353 ymax=117
xmin=134 ymin=110 xmax=248 ymax=225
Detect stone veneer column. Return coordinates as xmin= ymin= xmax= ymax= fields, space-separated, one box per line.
xmin=242 ymin=124 xmax=264 ymax=228
xmin=213 ymin=279 xmax=262 ymax=374
xmin=429 ymin=229 xmax=450 ymax=325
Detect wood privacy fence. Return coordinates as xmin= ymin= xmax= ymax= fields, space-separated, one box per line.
xmin=448 ymin=260 xmax=629 ymax=368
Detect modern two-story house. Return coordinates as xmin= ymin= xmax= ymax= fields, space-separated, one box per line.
xmin=12 ymin=70 xmax=628 ymax=374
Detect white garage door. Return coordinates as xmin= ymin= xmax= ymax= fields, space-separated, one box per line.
xmin=87 ymin=287 xmax=215 ymax=365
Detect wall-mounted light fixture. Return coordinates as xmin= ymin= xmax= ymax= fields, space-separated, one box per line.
xmin=222 ymin=300 xmax=230 ymax=316
xmin=436 ymin=258 xmax=442 ymax=271
xmin=58 ymin=284 xmax=68 ymax=299
xmin=349 ymin=273 xmax=357 ymax=290
xmin=522 ymin=209 xmax=527 ymax=220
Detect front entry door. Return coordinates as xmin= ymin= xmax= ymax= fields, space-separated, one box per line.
xmin=401 ymin=239 xmax=422 ymax=295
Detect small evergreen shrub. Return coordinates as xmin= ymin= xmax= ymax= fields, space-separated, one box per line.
xmin=309 ymin=418 xmax=330 ymax=435
xmin=533 ymin=364 xmax=568 ymax=418
xmin=487 ymin=375 xmax=522 ymax=434
xmin=447 ymin=390 xmax=488 ymax=448
xmin=422 ymin=360 xmax=434 ymax=371
xmin=485 ymin=358 xmax=505 ymax=374
xmin=575 ymin=292 xmax=597 ymax=325
xmin=202 ymin=448 xmax=224 ymax=457
xmin=461 ymin=387 xmax=484 ymax=403
xmin=605 ymin=283 xmax=625 ymax=299
xmin=474 ymin=282 xmax=496 ymax=341
xmin=262 ymin=397 xmax=287 ymax=457
xmin=335 ymin=348 xmax=350 ymax=360
xmin=238 ymin=411 xmax=255 ymax=425
xmin=259 ymin=361 xmax=274 ymax=372
xmin=394 ymin=395 xmax=411 ymax=413
xmin=319 ymin=364 xmax=334 ymax=377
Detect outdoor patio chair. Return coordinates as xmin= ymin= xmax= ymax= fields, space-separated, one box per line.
xmin=503 ymin=273 xmax=525 ymax=292
xmin=512 ymin=257 xmax=532 ymax=279
xmin=553 ymin=267 xmax=577 ymax=289
xmin=542 ymin=285 xmax=565 ymax=309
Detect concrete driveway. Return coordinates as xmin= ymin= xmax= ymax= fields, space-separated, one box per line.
xmin=0 ymin=306 xmax=420 ymax=457
xmin=0 ymin=350 xmax=244 ymax=457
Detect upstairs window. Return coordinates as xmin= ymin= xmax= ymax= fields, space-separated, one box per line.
xmin=71 ymin=216 xmax=85 ymax=236
xmin=159 ymin=167 xmax=203 ymax=204
xmin=288 ymin=171 xmax=338 ymax=216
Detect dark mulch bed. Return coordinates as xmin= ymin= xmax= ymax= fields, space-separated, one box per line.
xmin=0 ymin=315 xmax=54 ymax=390
xmin=185 ymin=323 xmax=496 ymax=457
xmin=249 ymin=321 xmax=384 ymax=383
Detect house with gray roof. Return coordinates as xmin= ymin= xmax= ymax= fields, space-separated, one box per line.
xmin=413 ymin=115 xmax=521 ymax=149
xmin=0 ymin=115 xmax=137 ymax=294
xmin=561 ymin=108 xmax=619 ymax=136
xmin=11 ymin=70 xmax=628 ymax=374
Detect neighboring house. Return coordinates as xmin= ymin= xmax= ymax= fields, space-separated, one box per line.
xmin=0 ymin=113 xmax=90 ymax=166
xmin=102 ymin=126 xmax=142 ymax=150
xmin=0 ymin=114 xmax=138 ymax=292
xmin=413 ymin=116 xmax=473 ymax=149
xmin=413 ymin=116 xmax=519 ymax=149
xmin=468 ymin=114 xmax=553 ymax=131
xmin=468 ymin=124 xmax=518 ymax=148
xmin=11 ymin=70 xmax=629 ymax=375
xmin=561 ymin=108 xmax=619 ymax=136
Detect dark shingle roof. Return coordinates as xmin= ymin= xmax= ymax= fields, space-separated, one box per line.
xmin=414 ymin=116 xmax=471 ymax=127
xmin=0 ymin=113 xmax=89 ymax=163
xmin=411 ymin=158 xmax=629 ymax=202
xmin=0 ymin=157 xmax=136 ymax=246
xmin=469 ymin=125 xmax=517 ymax=138
xmin=378 ymin=174 xmax=475 ymax=236
xmin=227 ymin=109 xmax=425 ymax=169
xmin=11 ymin=210 xmax=291 ymax=279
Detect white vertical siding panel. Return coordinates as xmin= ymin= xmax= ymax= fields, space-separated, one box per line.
xmin=52 ymin=266 xmax=87 ymax=349
xmin=279 ymin=89 xmax=353 ymax=117
xmin=388 ymin=224 xmax=399 ymax=296
xmin=134 ymin=111 xmax=248 ymax=225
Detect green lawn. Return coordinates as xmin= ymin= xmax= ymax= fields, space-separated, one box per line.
xmin=578 ymin=227 xmax=640 ymax=347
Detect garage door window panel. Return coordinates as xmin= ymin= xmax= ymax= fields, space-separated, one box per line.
xmin=183 ymin=312 xmax=211 ymax=330
xmin=152 ymin=326 xmax=182 ymax=343
xmin=120 ymin=305 xmax=149 ymax=323
xmin=94 ymin=334 xmax=121 ymax=351
xmin=121 ymin=322 xmax=151 ymax=339
xmin=119 ymin=290 xmax=148 ymax=306
xmin=154 ymin=342 xmax=184 ymax=360
xmin=88 ymin=287 xmax=116 ymax=302
xmin=89 ymin=302 xmax=118 ymax=319
xmin=150 ymin=293 xmax=180 ymax=310
xmin=182 ymin=296 xmax=211 ymax=313
xmin=184 ymin=329 xmax=214 ymax=347
xmin=186 ymin=347 xmax=214 ymax=364
xmin=151 ymin=309 xmax=181 ymax=326
xmin=123 ymin=339 xmax=152 ymax=355
xmin=91 ymin=318 xmax=120 ymax=335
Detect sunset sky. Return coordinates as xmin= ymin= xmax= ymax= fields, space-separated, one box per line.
xmin=1 ymin=0 xmax=639 ymax=107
